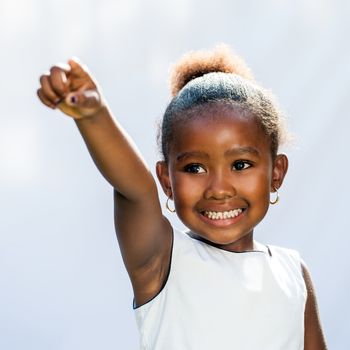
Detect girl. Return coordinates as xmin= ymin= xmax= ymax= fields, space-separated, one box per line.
xmin=37 ymin=46 xmax=327 ymax=349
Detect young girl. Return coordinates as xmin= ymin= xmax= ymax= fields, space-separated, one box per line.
xmin=37 ymin=46 xmax=327 ymax=349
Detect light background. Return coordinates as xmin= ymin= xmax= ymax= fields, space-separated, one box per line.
xmin=0 ymin=0 xmax=349 ymax=349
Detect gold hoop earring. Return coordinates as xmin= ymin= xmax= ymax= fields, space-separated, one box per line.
xmin=270 ymin=187 xmax=279 ymax=205
xmin=166 ymin=197 xmax=176 ymax=213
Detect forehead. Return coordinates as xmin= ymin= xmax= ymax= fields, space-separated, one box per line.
xmin=170 ymin=106 xmax=271 ymax=157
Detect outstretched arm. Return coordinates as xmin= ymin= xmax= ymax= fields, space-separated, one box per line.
xmin=302 ymin=263 xmax=328 ymax=350
xmin=37 ymin=59 xmax=172 ymax=306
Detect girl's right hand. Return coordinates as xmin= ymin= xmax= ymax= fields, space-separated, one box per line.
xmin=37 ymin=58 xmax=105 ymax=120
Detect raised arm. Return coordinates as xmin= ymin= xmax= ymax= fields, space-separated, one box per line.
xmin=37 ymin=59 xmax=172 ymax=306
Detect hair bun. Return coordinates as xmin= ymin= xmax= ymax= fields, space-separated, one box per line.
xmin=169 ymin=44 xmax=255 ymax=97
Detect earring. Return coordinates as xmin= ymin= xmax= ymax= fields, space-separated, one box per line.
xmin=166 ymin=196 xmax=176 ymax=213
xmin=270 ymin=186 xmax=279 ymax=205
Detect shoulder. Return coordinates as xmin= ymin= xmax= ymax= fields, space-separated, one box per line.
xmin=267 ymin=244 xmax=304 ymax=272
xmin=271 ymin=251 xmax=328 ymax=349
xmin=170 ymin=227 xmax=205 ymax=264
xmin=172 ymin=227 xmax=207 ymax=253
xmin=268 ymin=243 xmax=301 ymax=258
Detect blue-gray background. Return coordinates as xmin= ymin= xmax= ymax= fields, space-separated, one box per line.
xmin=1 ymin=0 xmax=348 ymax=349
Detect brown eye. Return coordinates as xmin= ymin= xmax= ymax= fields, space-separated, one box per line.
xmin=184 ymin=164 xmax=206 ymax=174
xmin=233 ymin=161 xmax=251 ymax=171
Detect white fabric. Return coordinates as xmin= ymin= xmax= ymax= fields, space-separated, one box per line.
xmin=134 ymin=228 xmax=307 ymax=350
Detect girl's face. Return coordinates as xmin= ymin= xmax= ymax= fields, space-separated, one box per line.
xmin=157 ymin=106 xmax=288 ymax=252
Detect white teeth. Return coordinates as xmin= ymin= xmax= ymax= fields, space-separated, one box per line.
xmin=204 ymin=209 xmax=243 ymax=220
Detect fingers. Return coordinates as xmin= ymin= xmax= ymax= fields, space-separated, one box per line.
xmin=50 ymin=65 xmax=70 ymax=96
xmin=68 ymin=57 xmax=88 ymax=77
xmin=67 ymin=57 xmax=96 ymax=91
xmin=39 ymin=74 xmax=59 ymax=104
xmin=38 ymin=58 xmax=101 ymax=118
xmin=38 ymin=63 xmax=71 ymax=107
xmin=37 ymin=88 xmax=56 ymax=109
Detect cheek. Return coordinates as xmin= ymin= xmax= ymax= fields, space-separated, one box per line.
xmin=238 ymin=170 xmax=271 ymax=200
xmin=171 ymin=174 xmax=204 ymax=205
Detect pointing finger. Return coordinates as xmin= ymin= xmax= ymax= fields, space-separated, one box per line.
xmin=68 ymin=57 xmax=89 ymax=78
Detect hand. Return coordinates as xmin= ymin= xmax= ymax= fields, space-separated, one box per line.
xmin=37 ymin=58 xmax=105 ymax=120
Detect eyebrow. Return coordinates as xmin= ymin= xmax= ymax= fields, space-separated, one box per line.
xmin=224 ymin=146 xmax=260 ymax=157
xmin=176 ymin=146 xmax=260 ymax=162
xmin=176 ymin=151 xmax=210 ymax=162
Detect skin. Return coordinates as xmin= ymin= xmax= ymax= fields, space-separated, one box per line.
xmin=157 ymin=109 xmax=286 ymax=252
xmin=37 ymin=58 xmax=327 ymax=349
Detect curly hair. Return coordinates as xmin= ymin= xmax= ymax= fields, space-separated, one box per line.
xmin=159 ymin=44 xmax=288 ymax=162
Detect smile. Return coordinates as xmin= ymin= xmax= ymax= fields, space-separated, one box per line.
xmin=202 ymin=209 xmax=243 ymax=220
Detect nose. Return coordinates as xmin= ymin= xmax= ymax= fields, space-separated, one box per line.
xmin=204 ymin=172 xmax=236 ymax=200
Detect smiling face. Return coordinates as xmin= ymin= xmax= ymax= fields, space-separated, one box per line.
xmin=157 ymin=103 xmax=288 ymax=252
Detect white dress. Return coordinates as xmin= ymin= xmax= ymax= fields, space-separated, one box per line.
xmin=134 ymin=228 xmax=307 ymax=350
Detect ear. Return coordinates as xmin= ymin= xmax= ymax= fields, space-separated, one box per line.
xmin=156 ymin=161 xmax=172 ymax=197
xmin=271 ymin=153 xmax=289 ymax=191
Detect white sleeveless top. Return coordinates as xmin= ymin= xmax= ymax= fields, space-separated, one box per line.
xmin=134 ymin=228 xmax=307 ymax=350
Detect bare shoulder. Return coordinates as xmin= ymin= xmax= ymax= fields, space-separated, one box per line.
xmin=301 ymin=262 xmax=328 ymax=350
